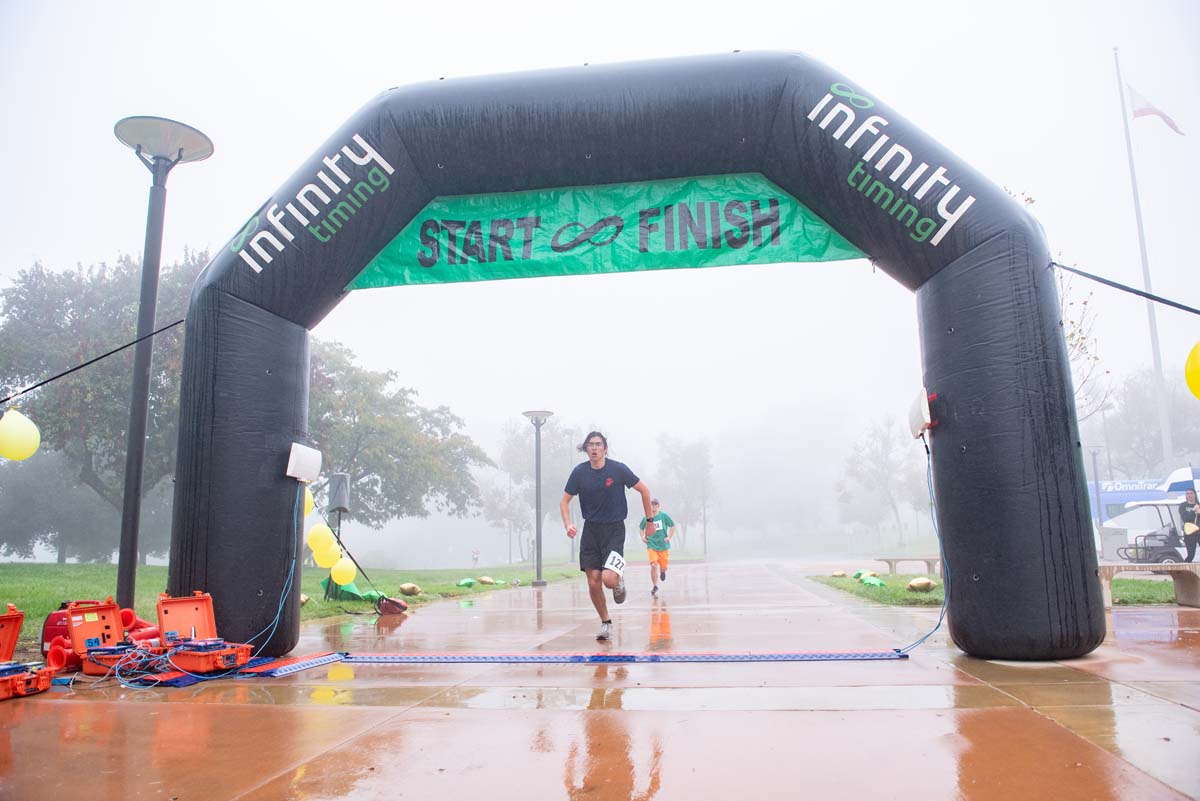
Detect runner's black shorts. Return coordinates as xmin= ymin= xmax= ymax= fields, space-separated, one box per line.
xmin=579 ymin=520 xmax=626 ymax=572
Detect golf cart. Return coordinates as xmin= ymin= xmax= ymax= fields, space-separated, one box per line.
xmin=1114 ymin=499 xmax=1187 ymax=564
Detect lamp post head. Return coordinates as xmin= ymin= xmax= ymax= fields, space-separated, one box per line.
xmin=522 ymin=410 xmax=554 ymax=427
xmin=115 ymin=116 xmax=213 ymax=179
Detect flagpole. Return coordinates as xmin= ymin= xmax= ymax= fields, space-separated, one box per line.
xmin=1113 ymin=47 xmax=1174 ymax=468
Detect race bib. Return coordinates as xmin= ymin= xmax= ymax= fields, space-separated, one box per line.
xmin=604 ymin=550 xmax=626 ymax=575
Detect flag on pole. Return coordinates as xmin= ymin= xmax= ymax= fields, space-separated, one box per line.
xmin=1127 ymin=84 xmax=1185 ymax=135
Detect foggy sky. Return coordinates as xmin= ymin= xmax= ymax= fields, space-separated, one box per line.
xmin=1 ymin=0 xmax=1196 ymax=565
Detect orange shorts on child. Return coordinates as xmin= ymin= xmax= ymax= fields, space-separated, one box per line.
xmin=647 ymin=549 xmax=669 ymax=568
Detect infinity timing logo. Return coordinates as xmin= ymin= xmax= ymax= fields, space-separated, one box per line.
xmin=233 ymin=134 xmax=395 ymax=273
xmin=807 ymin=83 xmax=976 ymax=247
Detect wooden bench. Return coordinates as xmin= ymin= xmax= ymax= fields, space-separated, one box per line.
xmin=1097 ymin=563 xmax=1200 ymax=609
xmin=874 ymin=556 xmax=941 ymax=575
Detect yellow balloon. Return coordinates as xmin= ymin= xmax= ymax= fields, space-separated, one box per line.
xmin=304 ymin=486 xmax=315 ymax=517
xmin=314 ymin=544 xmax=341 ymax=569
xmin=306 ymin=523 xmax=335 ymax=553
xmin=330 ymin=557 xmax=357 ymax=586
xmin=0 ymin=409 xmax=40 ymax=460
xmin=1186 ymin=341 xmax=1200 ymax=401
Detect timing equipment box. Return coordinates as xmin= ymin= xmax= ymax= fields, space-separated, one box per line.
xmin=168 ymin=642 xmax=253 ymax=673
xmin=0 ymin=664 xmax=54 ymax=701
xmin=65 ymin=598 xmax=123 ymax=656
xmin=157 ymin=591 xmax=252 ymax=673
xmin=157 ymin=591 xmax=219 ymax=643
xmin=0 ymin=604 xmax=24 ymax=663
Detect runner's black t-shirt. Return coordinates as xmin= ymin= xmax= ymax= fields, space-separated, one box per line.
xmin=564 ymin=459 xmax=639 ymax=523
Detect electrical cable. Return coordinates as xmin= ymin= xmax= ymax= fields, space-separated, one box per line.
xmin=1051 ymin=261 xmax=1200 ymax=317
xmin=157 ymin=487 xmax=301 ymax=682
xmin=74 ymin=485 xmax=303 ymax=689
xmin=896 ymin=432 xmax=951 ymax=655
xmin=164 ymin=508 xmax=300 ymax=681
xmin=241 ymin=484 xmax=301 ymax=650
xmin=0 ymin=318 xmax=185 ymax=406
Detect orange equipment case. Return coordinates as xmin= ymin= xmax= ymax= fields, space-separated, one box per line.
xmin=157 ymin=591 xmax=252 ymax=673
xmin=0 ymin=604 xmax=24 ymax=663
xmin=167 ymin=642 xmax=253 ymax=673
xmin=41 ymin=600 xmax=102 ymax=657
xmin=0 ymin=665 xmax=54 ymax=701
xmin=65 ymin=598 xmax=123 ymax=656
xmin=157 ymin=591 xmax=219 ymax=643
xmin=0 ymin=605 xmax=55 ymax=700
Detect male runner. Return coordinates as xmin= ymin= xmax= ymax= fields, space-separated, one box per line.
xmin=561 ymin=431 xmax=654 ymax=641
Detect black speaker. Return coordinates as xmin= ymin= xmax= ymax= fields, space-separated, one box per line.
xmin=327 ymin=472 xmax=351 ymax=513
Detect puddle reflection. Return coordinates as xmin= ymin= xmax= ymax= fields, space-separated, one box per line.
xmin=563 ymin=666 xmax=662 ymax=800
xmin=648 ymin=599 xmax=672 ymax=652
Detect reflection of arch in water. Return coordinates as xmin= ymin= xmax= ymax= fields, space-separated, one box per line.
xmin=170 ymin=51 xmax=1104 ymax=661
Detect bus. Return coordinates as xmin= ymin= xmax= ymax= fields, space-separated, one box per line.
xmin=1085 ymin=479 xmax=1167 ymax=524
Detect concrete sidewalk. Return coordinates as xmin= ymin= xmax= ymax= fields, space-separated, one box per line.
xmin=2 ymin=560 xmax=1197 ymax=800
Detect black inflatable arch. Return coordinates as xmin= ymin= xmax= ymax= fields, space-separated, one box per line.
xmin=170 ymin=51 xmax=1104 ymax=659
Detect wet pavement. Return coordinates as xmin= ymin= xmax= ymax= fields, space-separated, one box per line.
xmin=2 ymin=560 xmax=1197 ymax=800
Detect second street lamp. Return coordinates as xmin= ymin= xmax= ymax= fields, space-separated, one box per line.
xmin=522 ymin=410 xmax=553 ymax=588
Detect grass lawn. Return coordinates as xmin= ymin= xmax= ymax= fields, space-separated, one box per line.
xmin=0 ymin=561 xmax=581 ymax=661
xmin=810 ymin=572 xmax=1178 ymax=606
xmin=810 ymin=573 xmax=946 ymax=606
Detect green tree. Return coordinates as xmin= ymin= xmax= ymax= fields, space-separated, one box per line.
xmin=0 ymin=452 xmax=119 ymax=562
xmin=306 ymin=340 xmax=492 ymax=528
xmin=479 ymin=474 xmax=532 ymax=562
xmin=0 ymin=254 xmax=490 ymax=561
xmin=654 ymin=435 xmax=715 ymax=552
xmin=0 ymin=251 xmax=207 ymax=561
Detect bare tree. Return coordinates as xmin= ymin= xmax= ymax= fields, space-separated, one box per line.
xmin=655 ymin=435 xmax=714 ymax=553
xmin=836 ymin=418 xmax=927 ymax=547
xmin=1003 ymin=188 xmax=1112 ymax=421
xmin=1056 ymin=265 xmax=1112 ymax=422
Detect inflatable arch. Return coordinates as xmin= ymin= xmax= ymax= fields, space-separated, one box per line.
xmin=169 ymin=51 xmax=1104 ymax=660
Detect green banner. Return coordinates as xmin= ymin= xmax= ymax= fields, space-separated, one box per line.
xmin=347 ymin=173 xmax=862 ymax=290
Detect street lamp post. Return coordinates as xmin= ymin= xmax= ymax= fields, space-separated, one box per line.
xmin=113 ymin=117 xmax=213 ymax=609
xmin=564 ymin=428 xmax=577 ymax=564
xmin=522 ymin=410 xmax=554 ymax=588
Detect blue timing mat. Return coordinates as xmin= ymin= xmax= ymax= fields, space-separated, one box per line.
xmin=343 ymin=650 xmax=907 ymax=664
xmin=83 ymin=650 xmax=906 ymax=689
xmin=248 ymin=652 xmax=346 ymax=677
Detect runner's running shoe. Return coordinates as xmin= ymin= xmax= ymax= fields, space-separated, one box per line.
xmin=651 ymin=585 xmax=659 ymax=597
xmin=613 ymin=577 xmax=627 ymax=604
xmin=596 ymin=621 xmax=612 ymax=641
